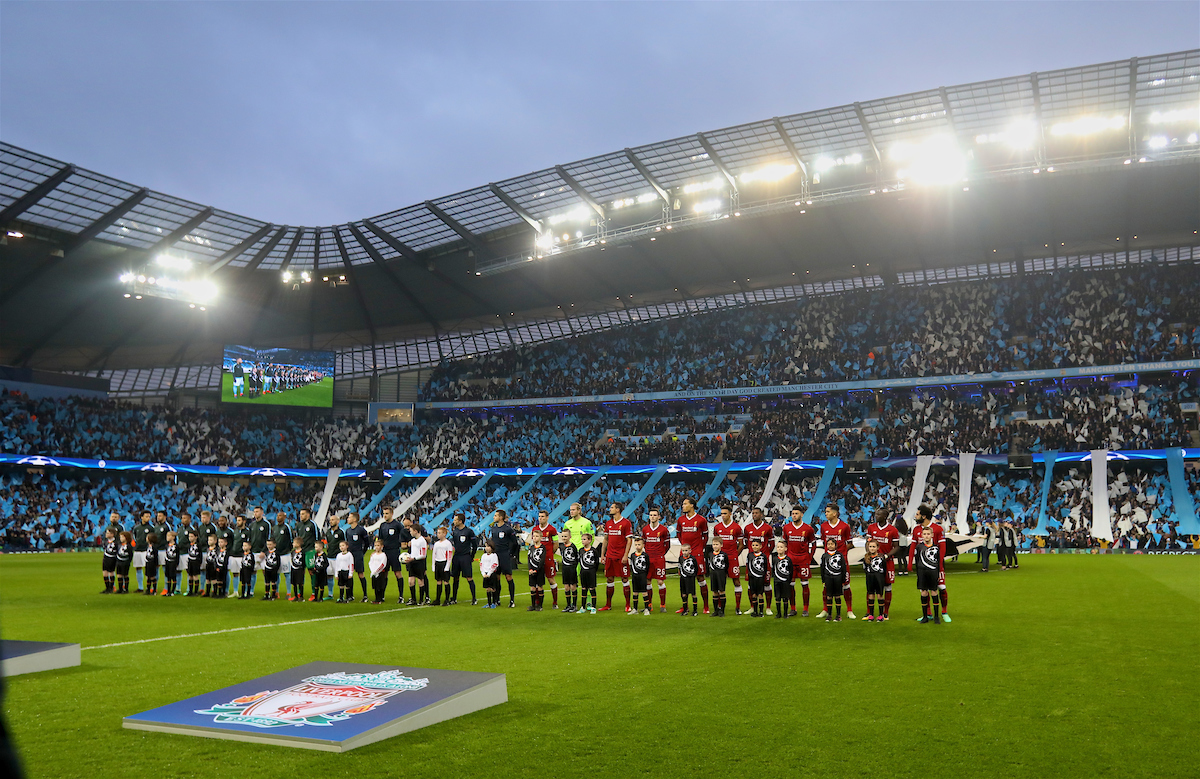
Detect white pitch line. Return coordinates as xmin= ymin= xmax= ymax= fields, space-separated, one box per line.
xmin=83 ymin=605 xmax=422 ymax=651
xmin=83 ymin=591 xmax=532 ymax=651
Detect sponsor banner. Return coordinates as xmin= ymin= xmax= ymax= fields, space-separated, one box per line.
xmin=424 ymin=359 xmax=1200 ymax=410
xmin=2 ymin=449 xmax=1196 ymax=482
xmin=124 ymin=662 xmax=506 ymax=752
xmin=1019 ymin=548 xmax=1200 ymax=554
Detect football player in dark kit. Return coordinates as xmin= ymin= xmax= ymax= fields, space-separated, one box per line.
xmin=295 ymin=509 xmax=319 ymax=597
xmin=526 ymin=529 xmax=546 ymax=612
xmin=677 ymin=544 xmax=699 ymax=616
xmin=708 ymin=537 xmax=730 ymax=617
xmin=448 ymin=513 xmax=478 ymax=605
xmin=344 ymin=512 xmax=371 ymax=603
xmin=770 ymin=540 xmax=794 ymax=620
xmin=248 ymin=506 xmax=272 ymax=596
xmin=132 ymin=510 xmax=152 ymax=592
xmin=820 ymin=538 xmax=846 ymax=622
xmin=577 ymin=534 xmax=600 ymax=614
xmin=628 ymin=537 xmax=652 ymax=616
xmin=376 ymin=506 xmax=407 ymax=604
xmin=558 ymin=528 xmax=579 ymax=612
xmin=488 ymin=510 xmax=520 ymax=608
xmin=914 ymin=526 xmax=944 ymax=624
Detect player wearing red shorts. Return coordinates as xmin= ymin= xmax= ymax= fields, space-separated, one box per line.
xmin=641 ymin=508 xmax=672 ymax=612
xmin=600 ymin=502 xmax=633 ymax=612
xmin=712 ymin=506 xmax=744 ymax=614
xmin=866 ymin=507 xmax=900 ymax=619
xmin=534 ymin=511 xmax=560 ymax=608
xmin=781 ymin=507 xmax=817 ymax=616
xmin=907 ymin=504 xmax=951 ymax=622
xmin=744 ymin=508 xmax=776 ymax=614
xmin=675 ymin=497 xmax=710 ymax=614
xmin=819 ymin=504 xmax=856 ymax=619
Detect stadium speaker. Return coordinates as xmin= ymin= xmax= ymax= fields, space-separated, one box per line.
xmin=844 ymin=458 xmax=872 ymax=476
xmin=365 ymin=468 xmax=386 ymax=483
xmin=1008 ymin=454 xmax=1033 ymax=471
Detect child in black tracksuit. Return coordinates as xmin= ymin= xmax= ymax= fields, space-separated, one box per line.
xmin=578 ymin=536 xmax=599 ymax=613
xmin=238 ymin=541 xmax=256 ymax=598
xmin=629 ymin=539 xmax=650 ymax=615
xmin=186 ymin=532 xmax=203 ymax=596
xmin=771 ymin=540 xmax=794 ymax=620
xmin=311 ymin=541 xmax=329 ymax=602
xmin=101 ymin=529 xmax=118 ymax=593
xmin=678 ymin=545 xmax=699 ymax=616
xmin=289 ymin=540 xmax=306 ymax=601
xmin=820 ymin=538 xmax=846 ymax=622
xmin=708 ymin=537 xmax=729 ymax=617
xmin=143 ymin=534 xmax=159 ymax=596
xmin=262 ymin=541 xmax=281 ymax=600
xmin=163 ymin=532 xmax=179 ymax=596
xmin=746 ymin=540 xmax=769 ymax=618
xmin=115 ymin=532 xmax=133 ymax=594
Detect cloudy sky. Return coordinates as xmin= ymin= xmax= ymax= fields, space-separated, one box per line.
xmin=3 ymin=1 xmax=1196 ymax=225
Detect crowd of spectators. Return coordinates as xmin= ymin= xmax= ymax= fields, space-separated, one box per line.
xmin=421 ymin=265 xmax=1200 ymax=402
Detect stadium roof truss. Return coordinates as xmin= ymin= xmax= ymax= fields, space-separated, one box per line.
xmin=2 ymin=51 xmax=1196 ymax=278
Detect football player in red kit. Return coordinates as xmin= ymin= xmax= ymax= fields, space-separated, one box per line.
xmin=907 ymin=504 xmax=951 ymax=622
xmin=600 ymin=502 xmax=634 ymax=612
xmin=641 ymin=508 xmax=672 ymax=613
xmin=818 ymin=504 xmax=856 ymax=619
xmin=712 ymin=506 xmax=744 ymax=614
xmin=744 ymin=508 xmax=776 ymax=614
xmin=866 ymin=508 xmax=900 ymax=620
xmin=676 ymin=497 xmax=710 ymax=614
xmin=534 ymin=511 xmax=560 ymax=608
xmin=781 ymin=507 xmax=817 ymax=616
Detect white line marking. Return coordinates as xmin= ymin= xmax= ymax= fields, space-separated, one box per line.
xmin=83 ymin=591 xmax=533 ymax=651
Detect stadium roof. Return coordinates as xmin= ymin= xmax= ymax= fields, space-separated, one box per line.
xmin=1 ymin=50 xmax=1198 ymax=378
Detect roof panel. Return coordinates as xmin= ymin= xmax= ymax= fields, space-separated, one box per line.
xmin=560 ymin=151 xmax=649 ymax=202
xmin=629 ymin=135 xmax=720 ymax=191
xmin=495 ymin=168 xmax=586 ymax=220
xmin=431 ymin=186 xmax=523 ymax=235
xmin=859 ymin=88 xmax=951 ymax=147
xmin=20 ymin=169 xmax=140 ymax=234
xmin=0 ymin=144 xmax=67 ymax=213
xmin=370 ymin=203 xmax=461 ymax=252
xmin=98 ymin=192 xmax=209 ymax=249
xmin=777 ymin=105 xmax=871 ymax=162
xmin=701 ymin=119 xmax=794 ymax=175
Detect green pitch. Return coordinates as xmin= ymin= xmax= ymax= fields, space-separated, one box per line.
xmin=1 ymin=554 xmax=1195 ymax=778
xmin=220 ymin=373 xmax=334 ymax=407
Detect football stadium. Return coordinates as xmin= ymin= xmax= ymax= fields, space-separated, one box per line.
xmin=1 ymin=14 xmax=1198 ymax=778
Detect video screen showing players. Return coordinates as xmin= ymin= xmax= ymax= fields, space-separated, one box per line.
xmin=221 ymin=345 xmax=335 ymax=408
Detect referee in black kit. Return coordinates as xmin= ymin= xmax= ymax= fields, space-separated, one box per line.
xmin=345 ymin=512 xmax=371 ymax=602
xmin=376 ymin=506 xmax=407 ymax=603
xmin=488 ymin=510 xmax=520 ymax=608
xmin=449 ymin=513 xmax=478 ymax=605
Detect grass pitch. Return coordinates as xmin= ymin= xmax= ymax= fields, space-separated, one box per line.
xmin=220 ymin=374 xmax=334 ymax=407
xmin=1 ymin=553 xmax=1196 ymax=778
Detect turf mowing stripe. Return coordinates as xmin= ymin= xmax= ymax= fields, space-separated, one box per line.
xmin=82 ymin=594 xmax=533 ymax=650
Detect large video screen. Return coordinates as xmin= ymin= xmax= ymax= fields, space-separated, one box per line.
xmin=221 ymin=345 xmax=335 ymax=408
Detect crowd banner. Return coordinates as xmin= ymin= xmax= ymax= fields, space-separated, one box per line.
xmin=1166 ymin=448 xmax=1200 ymax=535
xmin=433 ymin=469 xmax=496 ymax=525
xmin=1090 ymin=451 xmax=1114 ymax=542
xmin=801 ymin=458 xmax=839 ymax=526
xmin=903 ymin=456 xmax=935 ymax=528
xmin=695 ymin=461 xmax=734 ymax=513
xmin=313 ymin=468 xmax=342 ymax=530
xmin=755 ymin=459 xmax=789 ymax=510
xmin=623 ymin=464 xmax=670 ymax=518
xmin=548 ymin=466 xmax=612 ymax=525
xmin=423 ymin=358 xmax=1200 ymax=410
xmin=360 ymin=471 xmax=407 ymax=528
xmin=392 ymin=468 xmax=446 ymax=521
xmin=1034 ymin=451 xmax=1060 ymax=535
xmin=955 ymin=454 xmax=976 ymax=535
xmin=497 ymin=466 xmax=549 ymax=515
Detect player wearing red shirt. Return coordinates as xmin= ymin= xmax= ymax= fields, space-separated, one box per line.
xmin=600 ymin=502 xmax=634 ymax=612
xmin=819 ymin=505 xmax=856 ymax=619
xmin=781 ymin=507 xmax=817 ymax=615
xmin=744 ymin=508 xmax=776 ymax=614
xmin=866 ymin=508 xmax=899 ymax=619
xmin=907 ymin=504 xmax=951 ymax=621
xmin=534 ymin=512 xmax=560 ymax=608
xmin=712 ymin=506 xmax=744 ymax=614
xmin=641 ymin=508 xmax=672 ymax=612
xmin=675 ymin=497 xmax=710 ymax=614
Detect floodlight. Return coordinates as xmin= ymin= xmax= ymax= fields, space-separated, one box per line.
xmin=1148 ymin=107 xmax=1198 ymax=125
xmin=6 ymin=230 xmax=22 ymax=238
xmin=739 ymin=163 xmax=797 ymax=184
xmin=682 ymin=177 xmax=724 ymax=194
xmin=1049 ymin=115 xmax=1124 ymax=137
xmin=547 ymin=207 xmax=590 ymax=226
xmin=1147 ymin=136 xmax=1169 ymax=149
xmin=692 ymin=199 xmax=722 ymax=214
xmin=893 ymin=135 xmax=967 ymax=185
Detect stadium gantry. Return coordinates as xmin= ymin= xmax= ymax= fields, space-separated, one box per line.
xmin=1 ymin=50 xmax=1198 ymax=396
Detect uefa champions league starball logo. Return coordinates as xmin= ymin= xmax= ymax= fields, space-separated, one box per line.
xmin=195 ymin=670 xmax=429 ymax=729
xmin=552 ymin=467 xmax=586 ymax=476
xmin=16 ymin=455 xmax=62 ymax=467
xmin=140 ymin=462 xmax=178 ymax=473
xmin=250 ymin=468 xmax=288 ymax=477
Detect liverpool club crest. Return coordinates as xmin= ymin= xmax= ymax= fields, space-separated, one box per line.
xmin=194 ymin=670 xmax=429 ymax=728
